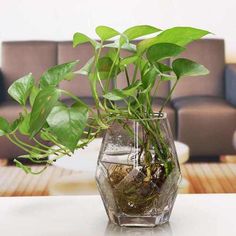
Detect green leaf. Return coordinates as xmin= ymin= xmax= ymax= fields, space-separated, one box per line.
xmin=40 ymin=61 xmax=79 ymax=88
xmin=75 ymin=57 xmax=94 ymax=76
xmin=154 ymin=62 xmax=172 ymax=73
xmin=96 ymin=26 xmax=119 ymax=41
xmin=154 ymin=27 xmax=211 ymax=46
xmin=103 ymin=90 xmax=126 ymax=101
xmin=47 ymin=103 xmax=88 ymax=152
xmin=123 ymin=80 xmax=142 ymax=95
xmin=0 ymin=117 xmax=11 ymax=136
xmin=104 ymin=41 xmax=137 ymax=52
xmin=8 ymin=73 xmax=35 ymax=106
xmin=141 ymin=67 xmax=158 ymax=89
xmin=172 ymin=58 xmax=209 ymax=79
xmin=29 ymin=87 xmax=60 ymax=137
xmin=152 ymin=62 xmax=176 ymax=81
xmin=97 ymin=57 xmax=113 ymax=72
xmin=106 ymin=48 xmax=118 ymax=62
xmin=19 ymin=114 xmax=30 ymax=135
xmin=120 ymin=55 xmax=138 ymax=67
xmin=123 ymin=25 xmax=161 ymax=41
xmin=140 ymin=59 xmax=150 ymax=75
xmin=160 ymin=74 xmax=176 ymax=81
xmin=137 ymin=27 xmax=210 ymax=54
xmin=103 ymin=81 xmax=142 ymax=101
xmin=11 ymin=116 xmax=23 ymax=133
xmin=97 ymin=57 xmax=120 ymax=80
xmin=73 ymin=32 xmax=99 ymax=48
xmin=146 ymin=43 xmax=185 ymax=62
xmin=29 ymin=85 xmax=40 ymax=107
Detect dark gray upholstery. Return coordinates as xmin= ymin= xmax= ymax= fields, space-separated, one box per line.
xmin=225 ymin=64 xmax=236 ymax=106
xmin=171 ymin=39 xmax=225 ymax=99
xmin=173 ymin=96 xmax=236 ymax=156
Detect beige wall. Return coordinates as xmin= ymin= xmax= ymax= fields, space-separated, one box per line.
xmin=0 ymin=0 xmax=236 ymax=65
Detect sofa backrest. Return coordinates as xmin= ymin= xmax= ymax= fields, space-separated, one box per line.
xmin=58 ymin=42 xmax=97 ymax=97
xmin=171 ymin=39 xmax=225 ymax=99
xmin=2 ymin=41 xmax=57 ymax=98
xmin=1 ymin=39 xmax=225 ymax=101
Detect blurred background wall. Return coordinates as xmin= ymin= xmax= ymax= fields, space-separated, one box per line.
xmin=0 ymin=0 xmax=235 ymax=65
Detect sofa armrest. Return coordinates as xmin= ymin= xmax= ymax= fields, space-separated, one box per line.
xmin=225 ymin=64 xmax=236 ymax=107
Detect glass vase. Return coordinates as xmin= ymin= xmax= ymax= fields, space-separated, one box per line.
xmin=96 ymin=113 xmax=181 ymax=227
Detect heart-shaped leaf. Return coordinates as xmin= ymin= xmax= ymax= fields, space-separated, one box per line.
xmin=154 ymin=62 xmax=172 ymax=73
xmin=11 ymin=116 xmax=24 ymax=133
xmin=73 ymin=32 xmax=99 ymax=48
xmin=137 ymin=27 xmax=210 ymax=54
xmin=97 ymin=57 xmax=120 ymax=80
xmin=19 ymin=114 xmax=31 ymax=135
xmin=146 ymin=43 xmax=185 ymax=62
xmin=8 ymin=73 xmax=35 ymax=106
xmin=123 ymin=25 xmax=161 ymax=41
xmin=104 ymin=41 xmax=137 ymax=52
xmin=96 ymin=26 xmax=119 ymax=41
xmin=172 ymin=58 xmax=209 ymax=79
xmin=47 ymin=103 xmax=88 ymax=151
xmin=0 ymin=117 xmax=11 ymax=136
xmin=40 ymin=61 xmax=79 ymax=88
xmin=103 ymin=89 xmax=126 ymax=101
xmin=75 ymin=57 xmax=94 ymax=76
xmin=155 ymin=27 xmax=211 ymax=46
xmin=29 ymin=85 xmax=40 ymax=107
xmin=141 ymin=67 xmax=158 ymax=89
xmin=103 ymin=81 xmax=142 ymax=101
xmin=29 ymin=87 xmax=60 ymax=137
xmin=120 ymin=55 xmax=138 ymax=67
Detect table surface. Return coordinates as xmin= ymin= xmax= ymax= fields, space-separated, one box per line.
xmin=0 ymin=194 xmax=235 ymax=236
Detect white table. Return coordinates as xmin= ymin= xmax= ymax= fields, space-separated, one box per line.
xmin=0 ymin=194 xmax=235 ymax=236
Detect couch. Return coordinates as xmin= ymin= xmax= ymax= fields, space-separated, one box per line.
xmin=0 ymin=39 xmax=236 ymax=159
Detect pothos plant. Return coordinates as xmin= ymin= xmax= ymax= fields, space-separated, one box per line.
xmin=0 ymin=25 xmax=210 ymax=174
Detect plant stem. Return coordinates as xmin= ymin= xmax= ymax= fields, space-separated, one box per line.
xmin=124 ymin=67 xmax=130 ymax=86
xmin=159 ymin=79 xmax=178 ymax=113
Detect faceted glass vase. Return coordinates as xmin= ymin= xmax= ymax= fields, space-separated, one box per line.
xmin=96 ymin=113 xmax=181 ymax=227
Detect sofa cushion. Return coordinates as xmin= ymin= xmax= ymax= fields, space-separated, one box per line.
xmin=225 ymin=64 xmax=236 ymax=106
xmin=2 ymin=41 xmax=57 ymax=96
xmin=152 ymin=98 xmax=176 ymax=138
xmin=171 ymin=39 xmax=225 ymax=99
xmin=173 ymin=96 xmax=236 ymax=156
